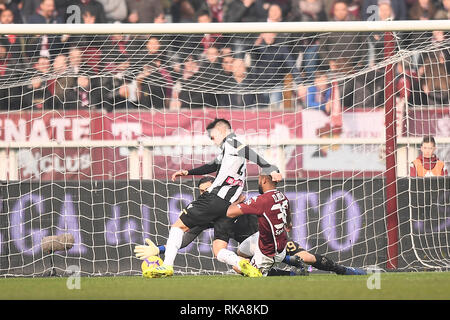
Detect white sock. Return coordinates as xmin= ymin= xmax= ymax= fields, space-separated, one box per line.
xmin=163 ymin=227 xmax=184 ymax=266
xmin=217 ymin=248 xmax=242 ymax=271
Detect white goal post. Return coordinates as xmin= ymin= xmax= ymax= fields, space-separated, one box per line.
xmin=0 ymin=20 xmax=449 ymax=276
xmin=1 ymin=20 xmax=450 ymax=34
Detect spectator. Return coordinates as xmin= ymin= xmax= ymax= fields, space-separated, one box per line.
xmin=223 ymin=0 xmax=267 ymax=22
xmin=330 ymin=0 xmax=355 ymax=21
xmin=327 ymin=54 xmax=376 ymax=109
xmin=205 ymin=0 xmax=225 ymax=22
xmin=0 ymin=2 xmax=23 ymax=23
xmin=376 ymin=0 xmax=395 ymax=20
xmin=307 ymin=71 xmax=343 ymax=158
xmin=21 ymin=56 xmax=53 ymax=110
xmin=126 ymin=0 xmax=163 ymax=23
xmin=0 ymin=9 xmax=24 ymax=65
xmin=328 ymin=0 xmax=361 ymax=20
xmin=96 ymin=0 xmax=127 ymax=22
xmin=370 ymin=0 xmax=395 ymax=65
xmin=81 ymin=5 xmax=98 ymax=23
xmin=27 ymin=0 xmax=63 ymax=24
xmin=266 ymin=3 xmax=283 ymax=22
xmin=176 ymin=55 xmax=206 ymax=109
xmin=1 ymin=7 xmax=15 ymax=24
xmin=74 ymin=0 xmax=107 ymax=23
xmin=220 ymin=47 xmax=235 ymax=79
xmin=196 ymin=10 xmax=224 ymax=53
xmin=287 ymin=0 xmax=327 ymax=83
xmin=136 ymin=59 xmax=173 ymax=109
xmin=250 ymin=32 xmax=302 ymax=107
xmin=408 ymin=0 xmax=436 ymax=20
xmin=66 ymin=47 xmax=105 ymax=110
xmin=172 ymin=0 xmax=196 ymax=22
xmin=347 ymin=0 xmax=363 ymax=20
xmin=405 ymin=0 xmax=436 ymax=50
xmin=319 ymin=1 xmax=369 ymax=70
xmin=305 ymin=71 xmax=331 ymax=112
xmin=418 ymin=52 xmax=449 ymax=106
xmin=361 ymin=0 xmax=407 ymax=21
xmin=75 ymin=75 xmax=103 ymax=109
xmin=141 ymin=36 xmax=169 ymax=67
xmin=65 ymin=6 xmax=107 ymax=74
xmin=50 ymin=54 xmax=78 ymax=109
xmin=220 ymin=58 xmax=268 ymax=107
xmin=103 ymin=34 xmax=130 ymax=73
xmin=102 ymin=71 xmax=137 ymax=110
xmin=26 ymin=0 xmax=64 ymax=61
xmin=434 ymin=0 xmax=450 ymax=20
xmin=195 ymin=45 xmax=224 ymax=106
xmin=222 ymin=0 xmax=266 ymax=57
xmin=21 ymin=0 xmax=70 ymax=22
xmin=394 ymin=61 xmax=421 ymax=107
xmin=287 ymin=0 xmax=327 ymax=22
xmin=0 ymin=38 xmax=22 ymax=110
xmin=410 ymin=135 xmax=448 ymax=176
xmin=136 ymin=38 xmax=173 ymax=109
xmin=153 ymin=12 xmax=167 ymax=23
xmin=67 ymin=47 xmax=85 ymax=75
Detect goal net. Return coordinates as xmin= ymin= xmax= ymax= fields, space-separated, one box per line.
xmin=0 ymin=21 xmax=449 ymax=276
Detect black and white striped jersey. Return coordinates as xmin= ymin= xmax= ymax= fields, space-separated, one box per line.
xmin=187 ymin=132 xmax=279 ymax=204
xmin=207 ymin=133 xmax=247 ymax=203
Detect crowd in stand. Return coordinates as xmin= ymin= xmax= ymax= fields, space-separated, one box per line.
xmin=0 ymin=0 xmax=449 ymax=112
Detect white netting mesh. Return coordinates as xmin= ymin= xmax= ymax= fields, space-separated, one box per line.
xmin=0 ymin=26 xmax=449 ymax=276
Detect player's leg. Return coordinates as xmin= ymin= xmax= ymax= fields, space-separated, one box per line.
xmin=284 ymin=240 xmax=365 ymax=275
xmin=144 ymin=218 xmax=189 ymax=278
xmin=157 ymin=224 xmax=211 ymax=255
xmin=180 ymin=225 xmax=210 ymax=249
xmin=249 ymin=242 xmax=282 ymax=277
xmin=296 ymin=250 xmax=366 ymax=275
xmin=163 ymin=218 xmax=189 ymax=265
xmin=149 ymin=193 xmax=230 ymax=278
xmin=237 ymin=233 xmax=306 ymax=276
xmin=213 ymin=218 xmax=262 ymax=277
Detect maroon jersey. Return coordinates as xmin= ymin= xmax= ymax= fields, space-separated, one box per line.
xmin=237 ymin=189 xmax=289 ymax=257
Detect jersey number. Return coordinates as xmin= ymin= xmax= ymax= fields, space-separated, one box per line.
xmin=237 ymin=162 xmax=245 ymax=175
xmin=271 ymin=199 xmax=289 ymax=231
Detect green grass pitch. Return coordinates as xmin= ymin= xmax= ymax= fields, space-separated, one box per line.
xmin=1 ymin=272 xmax=449 ymax=300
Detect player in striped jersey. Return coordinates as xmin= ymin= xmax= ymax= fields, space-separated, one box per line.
xmin=142 ymin=118 xmax=282 ymax=278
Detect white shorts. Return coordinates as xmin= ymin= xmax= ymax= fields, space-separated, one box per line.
xmin=238 ymin=232 xmax=286 ymax=276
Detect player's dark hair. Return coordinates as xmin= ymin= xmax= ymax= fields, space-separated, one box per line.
xmin=197 ymin=176 xmax=215 ymax=188
xmin=422 ymin=135 xmax=436 ymax=146
xmin=206 ymin=118 xmax=231 ymax=131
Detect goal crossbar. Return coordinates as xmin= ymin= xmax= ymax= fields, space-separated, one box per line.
xmin=1 ymin=20 xmax=450 ymax=35
xmin=1 ymin=137 xmax=449 ymax=148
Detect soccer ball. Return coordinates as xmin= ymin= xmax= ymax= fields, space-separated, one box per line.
xmin=141 ymin=256 xmax=163 ymax=273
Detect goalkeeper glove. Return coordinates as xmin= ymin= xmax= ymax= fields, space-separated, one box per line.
xmin=134 ymin=238 xmax=160 ymax=260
